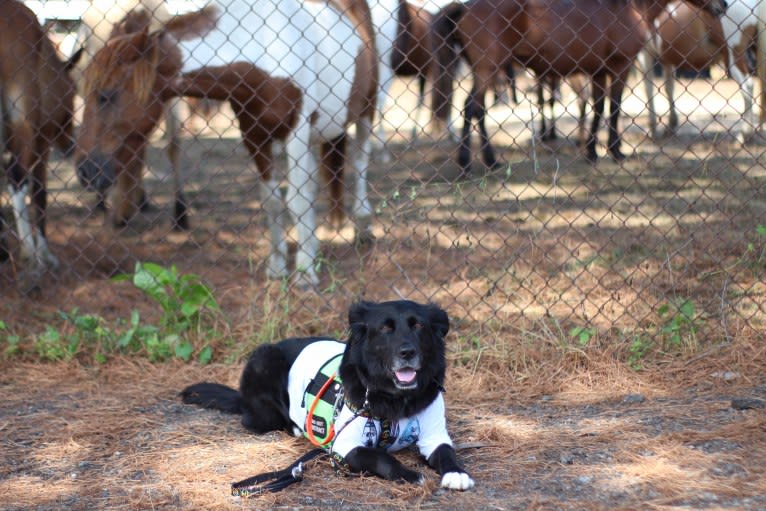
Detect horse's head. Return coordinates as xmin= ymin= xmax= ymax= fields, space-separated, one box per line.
xmin=75 ymin=28 xmax=181 ymax=193
xmin=694 ymin=0 xmax=727 ymax=16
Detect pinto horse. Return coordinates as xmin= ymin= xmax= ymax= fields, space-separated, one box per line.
xmin=640 ymin=0 xmax=758 ymax=141
xmin=433 ymin=0 xmax=726 ymax=173
xmin=0 ymin=0 xmax=82 ymax=282
xmin=75 ymin=0 xmax=190 ymax=226
xmin=75 ymin=0 xmax=376 ymax=288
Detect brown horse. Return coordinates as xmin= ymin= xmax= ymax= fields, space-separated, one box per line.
xmin=75 ymin=0 xmax=377 ymax=288
xmin=0 ymin=0 xmax=82 ymax=282
xmin=641 ymin=0 xmax=758 ymax=141
xmin=432 ymin=0 xmax=726 ymax=173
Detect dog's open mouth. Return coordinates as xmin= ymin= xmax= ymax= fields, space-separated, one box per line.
xmin=393 ymin=368 xmax=418 ymax=389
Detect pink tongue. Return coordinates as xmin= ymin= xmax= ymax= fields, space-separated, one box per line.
xmin=395 ymin=369 xmax=417 ymax=383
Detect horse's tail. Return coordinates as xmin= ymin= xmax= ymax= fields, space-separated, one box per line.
xmin=180 ymin=382 xmax=243 ymax=414
xmin=430 ymin=2 xmax=465 ymax=126
xmin=321 ymin=133 xmax=347 ymax=228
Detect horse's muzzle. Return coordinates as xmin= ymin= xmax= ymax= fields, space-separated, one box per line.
xmin=76 ymin=154 xmax=116 ymax=192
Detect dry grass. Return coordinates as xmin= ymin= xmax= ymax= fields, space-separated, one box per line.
xmin=1 ymin=76 xmax=766 ymax=509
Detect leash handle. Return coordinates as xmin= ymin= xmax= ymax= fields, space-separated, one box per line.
xmin=305 ymin=371 xmax=338 ymax=447
xmin=231 ymin=449 xmax=326 ymax=497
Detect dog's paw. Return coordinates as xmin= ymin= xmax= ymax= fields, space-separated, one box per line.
xmin=440 ymin=471 xmax=474 ymax=490
xmin=398 ymin=468 xmax=425 ymax=485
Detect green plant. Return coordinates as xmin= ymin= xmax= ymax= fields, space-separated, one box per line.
xmin=657 ymin=298 xmax=699 ymax=349
xmin=627 ymin=335 xmax=653 ymax=370
xmin=115 ymin=262 xmax=222 ymax=334
xmin=34 ymin=326 xmax=78 ymax=361
xmin=1 ymin=321 xmax=21 ymax=357
xmin=569 ymin=326 xmax=596 ymax=346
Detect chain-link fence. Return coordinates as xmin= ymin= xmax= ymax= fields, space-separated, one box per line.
xmin=1 ymin=0 xmax=765 ymax=356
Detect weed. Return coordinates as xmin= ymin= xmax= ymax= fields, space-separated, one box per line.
xmin=657 ymin=298 xmax=699 ymax=351
xmin=114 ymin=262 xmax=222 ymax=335
xmin=1 ymin=321 xmax=21 ymax=357
xmin=627 ymin=335 xmax=653 ymax=370
xmin=569 ymin=326 xmax=597 ymax=346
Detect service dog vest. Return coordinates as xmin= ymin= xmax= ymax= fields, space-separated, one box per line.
xmin=287 ymin=340 xmax=453 ymax=462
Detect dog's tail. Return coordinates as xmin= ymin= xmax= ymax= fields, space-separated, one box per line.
xmin=180 ymin=382 xmax=243 ymax=414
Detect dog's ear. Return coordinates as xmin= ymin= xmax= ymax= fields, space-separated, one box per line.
xmin=348 ymin=301 xmax=371 ymax=341
xmin=427 ymin=304 xmax=450 ymax=338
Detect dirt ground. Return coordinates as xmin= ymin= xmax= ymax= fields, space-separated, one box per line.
xmin=1 ymin=76 xmax=766 ymax=509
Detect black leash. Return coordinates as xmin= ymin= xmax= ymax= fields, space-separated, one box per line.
xmin=230 ymin=449 xmax=327 ymax=497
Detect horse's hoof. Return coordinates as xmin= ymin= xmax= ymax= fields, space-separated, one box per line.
xmin=16 ymin=268 xmax=43 ymax=297
xmin=292 ymin=272 xmax=319 ymax=292
xmin=354 ymin=228 xmax=376 ymax=248
xmin=609 ymin=149 xmax=625 ymax=162
xmin=584 ymin=150 xmax=598 ymax=164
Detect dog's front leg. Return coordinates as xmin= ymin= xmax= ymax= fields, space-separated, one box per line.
xmin=344 ymin=447 xmax=423 ymax=483
xmin=427 ymin=444 xmax=475 ymax=490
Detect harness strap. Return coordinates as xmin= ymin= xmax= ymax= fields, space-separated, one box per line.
xmin=230 ymin=449 xmax=326 ymax=497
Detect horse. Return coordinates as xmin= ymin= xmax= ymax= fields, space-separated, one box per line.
xmin=639 ymin=0 xmax=759 ymax=142
xmin=391 ymin=0 xmax=439 ymax=141
xmin=431 ymin=0 xmax=727 ymax=174
xmin=74 ymin=0 xmax=377 ymax=289
xmin=0 ymin=0 xmax=83 ymax=284
xmin=74 ymin=0 xmax=190 ymax=227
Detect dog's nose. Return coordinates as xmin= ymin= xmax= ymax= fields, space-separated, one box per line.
xmin=399 ymin=343 xmax=417 ymax=361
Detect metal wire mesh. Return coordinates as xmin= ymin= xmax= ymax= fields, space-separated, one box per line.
xmin=1 ymin=0 xmax=765 ymax=352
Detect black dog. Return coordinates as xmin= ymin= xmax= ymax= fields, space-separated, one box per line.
xmin=181 ymin=300 xmax=474 ymax=490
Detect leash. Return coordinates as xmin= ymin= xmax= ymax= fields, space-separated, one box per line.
xmin=230 ymin=448 xmax=327 ymax=497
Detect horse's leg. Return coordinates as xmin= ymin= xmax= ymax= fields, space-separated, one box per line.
xmin=254 ymin=144 xmax=288 ymax=280
xmin=29 ymin=145 xmax=58 ymax=268
xmin=458 ymin=87 xmax=476 ymax=175
xmin=536 ymin=78 xmax=548 ymax=140
xmin=585 ymin=72 xmax=607 ymax=163
xmin=571 ymin=75 xmax=589 ymax=146
xmin=637 ymin=51 xmax=659 ymax=139
xmin=351 ymin=115 xmax=374 ymax=240
xmin=166 ymin=98 xmax=189 ymax=230
xmin=548 ymin=77 xmax=559 ymax=141
xmin=7 ymin=119 xmax=39 ymax=266
xmin=728 ymin=51 xmax=754 ymax=143
xmin=607 ymin=70 xmax=629 ymax=161
xmin=285 ymin=117 xmax=319 ymax=288
xmin=664 ymin=64 xmax=678 ymax=135
xmin=410 ymin=75 xmax=427 ymax=142
xmin=374 ymin=65 xmax=395 ymax=165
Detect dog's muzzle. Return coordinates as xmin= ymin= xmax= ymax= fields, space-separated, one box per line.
xmin=392 ymin=342 xmax=421 ymax=389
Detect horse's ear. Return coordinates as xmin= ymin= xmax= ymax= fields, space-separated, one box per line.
xmin=65 ymin=47 xmax=84 ymax=72
xmin=164 ymin=5 xmax=219 ymax=42
xmin=116 ymin=29 xmax=153 ymax=64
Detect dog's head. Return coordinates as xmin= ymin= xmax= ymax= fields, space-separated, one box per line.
xmin=342 ymin=300 xmax=449 ymax=395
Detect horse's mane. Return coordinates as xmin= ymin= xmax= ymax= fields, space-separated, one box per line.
xmin=82 ymin=32 xmax=160 ymax=105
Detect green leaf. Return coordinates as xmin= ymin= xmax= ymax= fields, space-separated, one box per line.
xmin=198 ymin=345 xmax=213 ymax=365
xmin=679 ymin=300 xmax=695 ymax=320
xmin=175 ymin=341 xmax=194 ymax=361
xmin=756 ymin=225 xmax=766 ymax=236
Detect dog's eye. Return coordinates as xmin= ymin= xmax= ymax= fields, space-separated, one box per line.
xmin=380 ymin=320 xmax=394 ymax=333
xmin=409 ymin=317 xmax=423 ymax=330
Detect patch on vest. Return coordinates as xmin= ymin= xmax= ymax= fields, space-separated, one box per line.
xmin=310 ymin=415 xmax=328 ymax=438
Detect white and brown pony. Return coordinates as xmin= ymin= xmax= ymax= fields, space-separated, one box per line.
xmin=74 ymin=0 xmax=377 ymax=288
xmin=0 ymin=0 xmax=82 ymax=285
xmin=640 ymin=0 xmax=760 ymax=141
xmin=74 ymin=0 xmax=190 ymax=225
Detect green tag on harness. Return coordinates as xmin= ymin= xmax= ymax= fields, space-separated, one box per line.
xmin=303 ymin=354 xmax=343 ymax=447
